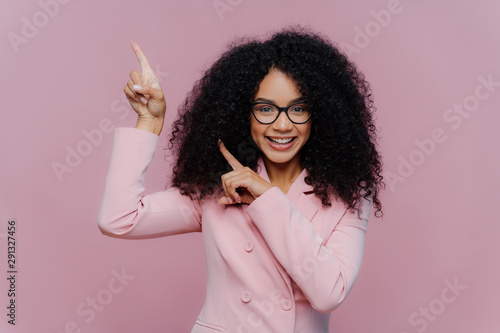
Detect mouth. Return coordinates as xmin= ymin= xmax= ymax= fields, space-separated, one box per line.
xmin=265 ymin=136 xmax=297 ymax=150
xmin=266 ymin=136 xmax=296 ymax=144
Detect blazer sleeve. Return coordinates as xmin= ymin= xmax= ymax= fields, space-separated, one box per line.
xmin=245 ymin=187 xmax=372 ymax=313
xmin=97 ymin=127 xmax=202 ymax=239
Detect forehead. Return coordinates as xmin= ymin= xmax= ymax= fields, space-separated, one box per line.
xmin=254 ymin=69 xmax=302 ymax=104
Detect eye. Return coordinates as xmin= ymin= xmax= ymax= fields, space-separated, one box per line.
xmin=290 ymin=104 xmax=308 ymax=112
xmin=256 ymin=104 xmax=274 ymax=112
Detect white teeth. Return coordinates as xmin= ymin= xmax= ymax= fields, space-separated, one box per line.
xmin=269 ymin=137 xmax=294 ymax=144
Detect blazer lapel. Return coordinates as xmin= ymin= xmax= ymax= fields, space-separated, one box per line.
xmin=289 ymin=168 xmax=319 ymax=223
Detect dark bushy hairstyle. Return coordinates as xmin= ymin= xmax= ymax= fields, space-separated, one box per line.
xmin=165 ymin=25 xmax=385 ymax=218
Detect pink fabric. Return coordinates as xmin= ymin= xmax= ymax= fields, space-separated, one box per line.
xmin=98 ymin=127 xmax=373 ymax=332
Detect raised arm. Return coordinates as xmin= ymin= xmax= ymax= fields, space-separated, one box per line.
xmin=97 ymin=42 xmax=202 ymax=239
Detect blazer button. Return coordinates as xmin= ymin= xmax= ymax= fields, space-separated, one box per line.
xmin=281 ymin=298 xmax=292 ymax=311
xmin=241 ymin=290 xmax=252 ymax=303
xmin=244 ymin=240 xmax=254 ymax=252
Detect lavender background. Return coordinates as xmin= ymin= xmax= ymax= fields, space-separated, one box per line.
xmin=1 ymin=0 xmax=499 ymax=332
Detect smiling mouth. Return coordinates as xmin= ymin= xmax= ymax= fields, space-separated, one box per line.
xmin=266 ymin=137 xmax=296 ymax=144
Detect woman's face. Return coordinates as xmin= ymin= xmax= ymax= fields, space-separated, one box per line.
xmin=250 ymin=68 xmax=311 ymax=167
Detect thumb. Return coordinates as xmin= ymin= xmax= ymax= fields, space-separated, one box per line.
xmin=218 ymin=196 xmax=235 ymax=205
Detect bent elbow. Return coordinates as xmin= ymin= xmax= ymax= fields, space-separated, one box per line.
xmin=310 ymin=294 xmax=346 ymax=314
xmin=97 ymin=213 xmax=135 ymax=237
xmin=97 ymin=218 xmax=119 ymax=236
xmin=309 ymin=275 xmax=352 ymax=313
xmin=97 ymin=219 xmax=112 ymax=236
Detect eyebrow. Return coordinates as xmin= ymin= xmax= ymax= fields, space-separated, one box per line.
xmin=253 ymin=97 xmax=306 ymax=104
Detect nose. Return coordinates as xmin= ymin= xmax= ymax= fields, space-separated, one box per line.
xmin=272 ymin=110 xmax=293 ymax=131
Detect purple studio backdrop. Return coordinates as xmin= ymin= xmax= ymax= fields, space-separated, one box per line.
xmin=1 ymin=0 xmax=499 ymax=332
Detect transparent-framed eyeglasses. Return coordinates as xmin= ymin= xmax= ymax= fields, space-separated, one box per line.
xmin=250 ymin=100 xmax=312 ymax=124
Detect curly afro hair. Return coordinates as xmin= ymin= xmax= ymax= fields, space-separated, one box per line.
xmin=166 ymin=25 xmax=385 ymax=219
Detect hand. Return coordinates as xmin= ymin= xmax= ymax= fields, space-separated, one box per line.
xmin=124 ymin=41 xmax=167 ymax=122
xmin=218 ymin=139 xmax=273 ymax=205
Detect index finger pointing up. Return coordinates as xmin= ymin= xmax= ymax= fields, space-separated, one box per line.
xmin=131 ymin=41 xmax=153 ymax=72
xmin=218 ymin=139 xmax=244 ymax=171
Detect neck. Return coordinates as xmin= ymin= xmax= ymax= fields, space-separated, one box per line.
xmin=262 ymin=154 xmax=304 ymax=191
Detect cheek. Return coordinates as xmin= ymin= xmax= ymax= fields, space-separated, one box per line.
xmin=249 ymin=126 xmax=261 ymax=149
xmin=306 ymin=128 xmax=312 ymax=140
xmin=250 ymin=118 xmax=265 ymax=140
xmin=300 ymin=124 xmax=312 ymax=141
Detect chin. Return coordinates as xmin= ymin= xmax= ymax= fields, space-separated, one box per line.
xmin=265 ymin=156 xmax=293 ymax=164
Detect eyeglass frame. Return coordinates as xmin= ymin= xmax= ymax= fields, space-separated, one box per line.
xmin=250 ymin=100 xmax=312 ymax=124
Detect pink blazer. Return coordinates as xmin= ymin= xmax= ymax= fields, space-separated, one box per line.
xmin=97 ymin=127 xmax=373 ymax=332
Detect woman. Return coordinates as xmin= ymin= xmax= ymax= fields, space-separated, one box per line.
xmin=98 ymin=26 xmax=384 ymax=332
